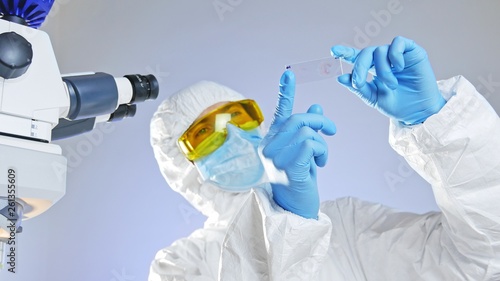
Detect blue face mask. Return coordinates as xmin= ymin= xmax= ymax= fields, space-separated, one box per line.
xmin=194 ymin=124 xmax=265 ymax=192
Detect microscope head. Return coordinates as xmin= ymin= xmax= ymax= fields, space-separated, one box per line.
xmin=0 ymin=0 xmax=55 ymax=28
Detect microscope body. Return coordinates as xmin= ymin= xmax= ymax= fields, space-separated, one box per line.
xmin=0 ymin=19 xmax=68 ymax=241
xmin=0 ymin=11 xmax=159 ymax=269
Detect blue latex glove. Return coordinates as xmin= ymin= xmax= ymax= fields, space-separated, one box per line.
xmin=260 ymin=70 xmax=336 ymax=219
xmin=331 ymin=36 xmax=446 ymax=125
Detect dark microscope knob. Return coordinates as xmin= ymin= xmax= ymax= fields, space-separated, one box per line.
xmin=0 ymin=31 xmax=33 ymax=79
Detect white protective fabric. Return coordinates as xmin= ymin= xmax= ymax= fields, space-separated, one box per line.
xmin=149 ymin=81 xmax=269 ymax=280
xmin=150 ymin=76 xmax=500 ymax=280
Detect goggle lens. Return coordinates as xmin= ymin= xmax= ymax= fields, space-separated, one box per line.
xmin=178 ymin=99 xmax=264 ymax=161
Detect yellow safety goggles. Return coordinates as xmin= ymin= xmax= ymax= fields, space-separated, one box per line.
xmin=178 ymin=99 xmax=264 ymax=161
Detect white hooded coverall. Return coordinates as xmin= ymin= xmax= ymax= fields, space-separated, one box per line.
xmin=149 ymin=76 xmax=500 ymax=281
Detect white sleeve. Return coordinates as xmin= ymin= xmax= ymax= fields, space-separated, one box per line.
xmin=389 ymin=75 xmax=500 ymax=279
xmin=148 ymin=229 xmax=225 ymax=281
xmin=219 ymin=188 xmax=332 ymax=281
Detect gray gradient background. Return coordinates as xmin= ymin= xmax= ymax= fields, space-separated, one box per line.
xmin=2 ymin=0 xmax=499 ymax=280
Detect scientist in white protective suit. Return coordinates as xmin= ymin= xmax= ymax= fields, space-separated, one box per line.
xmin=148 ymin=36 xmax=500 ymax=280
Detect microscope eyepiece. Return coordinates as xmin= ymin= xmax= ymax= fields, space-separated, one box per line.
xmin=124 ymin=74 xmax=159 ymax=104
xmin=108 ymin=104 xmax=137 ymax=122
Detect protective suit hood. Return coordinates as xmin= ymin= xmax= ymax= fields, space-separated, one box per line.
xmin=150 ymin=81 xmax=253 ymax=227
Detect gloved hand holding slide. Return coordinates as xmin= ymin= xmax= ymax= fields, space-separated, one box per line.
xmin=260 ymin=70 xmax=336 ymax=219
xmin=331 ymin=36 xmax=446 ymax=125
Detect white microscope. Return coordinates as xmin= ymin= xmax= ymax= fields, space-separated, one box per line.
xmin=0 ymin=0 xmax=159 ymax=271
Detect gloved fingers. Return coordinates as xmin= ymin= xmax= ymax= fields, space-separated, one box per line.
xmin=388 ymin=36 xmax=418 ymax=72
xmin=337 ymin=73 xmax=378 ymax=108
xmin=371 ymin=77 xmax=394 ymax=113
xmin=275 ymin=137 xmax=328 ymax=171
xmin=265 ymin=126 xmax=329 ymax=167
xmin=269 ymin=70 xmax=296 ymax=134
xmin=310 ymin=138 xmax=329 ymax=168
xmin=306 ymin=104 xmax=338 ymax=135
xmin=337 ymin=73 xmax=352 ymax=87
xmin=330 ymin=45 xmax=359 ymax=63
xmin=351 ymin=46 xmax=377 ymax=90
xmin=373 ymin=45 xmax=398 ymax=90
xmin=268 ymin=122 xmax=329 ymax=151
xmin=307 ymin=104 xmax=323 ymax=115
xmin=280 ymin=113 xmax=336 ymax=136
xmin=261 ymin=111 xmax=334 ymax=161
xmin=261 ymin=131 xmax=285 ymax=159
